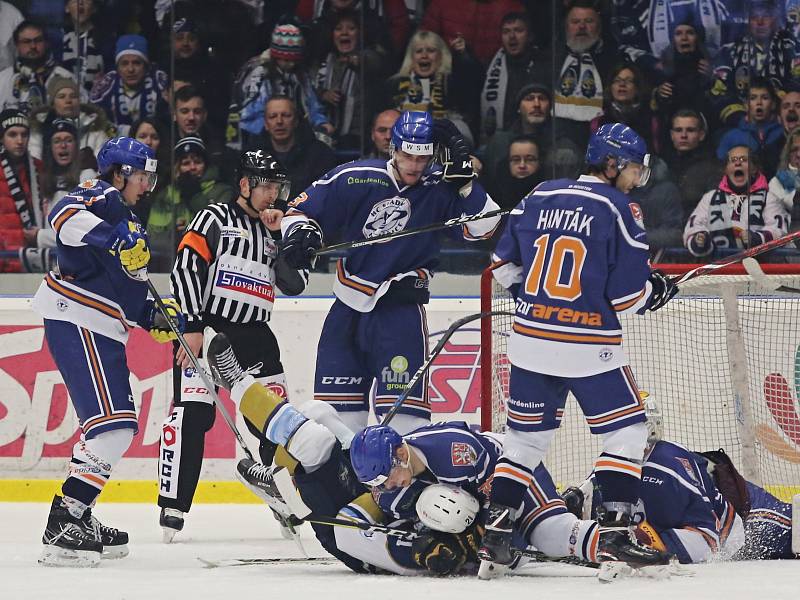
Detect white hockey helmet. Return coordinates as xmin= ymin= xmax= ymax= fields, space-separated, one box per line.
xmin=642 ymin=391 xmax=664 ymax=448
xmin=416 ymin=483 xmax=480 ymax=534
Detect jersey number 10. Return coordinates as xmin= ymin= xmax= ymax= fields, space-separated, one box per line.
xmin=524 ymin=234 xmax=587 ymax=301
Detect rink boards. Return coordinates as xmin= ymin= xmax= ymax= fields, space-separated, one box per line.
xmin=0 ymin=296 xmax=484 ymax=501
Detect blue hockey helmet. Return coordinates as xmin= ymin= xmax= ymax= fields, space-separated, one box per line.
xmin=585 ymin=123 xmax=651 ymax=186
xmin=390 ymin=111 xmax=435 ymax=156
xmin=350 ymin=425 xmax=404 ymax=486
xmin=97 ymin=137 xmax=158 ymax=191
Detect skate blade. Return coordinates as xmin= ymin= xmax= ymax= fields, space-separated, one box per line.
xmin=598 ymin=561 xmax=672 ymax=583
xmin=102 ymin=544 xmax=129 ymax=559
xmin=235 ymin=471 xmax=293 ymax=519
xmin=478 ymin=559 xmax=509 ymax=580
xmin=39 ymin=546 xmax=101 ymax=568
xmin=162 ymin=527 xmax=178 ymax=544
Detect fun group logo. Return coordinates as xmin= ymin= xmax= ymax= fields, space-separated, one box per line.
xmin=756 ymin=343 xmax=800 ymax=464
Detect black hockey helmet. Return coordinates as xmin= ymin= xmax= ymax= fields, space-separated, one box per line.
xmin=237 ymin=150 xmax=291 ymax=205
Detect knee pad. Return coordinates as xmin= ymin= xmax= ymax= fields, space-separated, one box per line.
xmin=298 ymin=400 xmax=355 ymax=448
xmin=63 ymin=428 xmax=134 ymax=507
xmin=601 ymin=422 xmax=647 ymax=462
xmin=502 ymin=428 xmax=558 ymax=472
xmin=286 ymin=419 xmax=338 ymax=470
xmin=77 ymin=428 xmax=134 ymax=474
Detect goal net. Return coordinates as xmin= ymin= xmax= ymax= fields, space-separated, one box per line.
xmin=480 ymin=263 xmax=800 ymax=501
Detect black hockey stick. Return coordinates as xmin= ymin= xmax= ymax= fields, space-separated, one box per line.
xmin=381 ymin=310 xmax=515 ymax=427
xmin=146 ymin=279 xmax=255 ymax=462
xmin=671 ymin=228 xmax=800 ymax=285
xmin=198 ymin=556 xmax=336 ymax=568
xmin=314 ymin=207 xmax=508 ymax=256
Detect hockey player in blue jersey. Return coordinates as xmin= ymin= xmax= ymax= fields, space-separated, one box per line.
xmin=478 ymin=123 xmax=678 ymax=573
xmin=565 ymin=396 xmax=797 ymax=563
xmin=31 ymin=137 xmax=185 ymax=567
xmin=279 ymin=111 xmax=501 ymax=435
xmin=204 ymin=332 xmax=601 ymax=577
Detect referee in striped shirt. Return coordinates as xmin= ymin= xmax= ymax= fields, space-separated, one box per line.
xmin=157 ymin=150 xmax=307 ymax=540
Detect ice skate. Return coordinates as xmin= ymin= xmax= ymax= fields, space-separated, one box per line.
xmin=39 ymin=496 xmax=102 ymax=568
xmin=160 ymin=507 xmax=184 ymax=544
xmin=207 ymin=333 xmax=248 ymax=391
xmin=596 ymin=508 xmax=671 ymax=582
xmin=80 ymin=504 xmax=129 ymax=558
xmin=477 ymin=503 xmax=516 ymax=579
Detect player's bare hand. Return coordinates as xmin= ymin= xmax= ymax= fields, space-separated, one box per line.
xmin=260 ymin=208 xmax=284 ymax=231
xmin=176 ymin=331 xmax=203 ymax=368
xmin=657 ymin=82 xmax=673 ymax=99
xmin=697 ymin=59 xmax=711 ymax=76
xmin=321 ymin=89 xmax=342 ymax=105
xmin=449 ymin=34 xmax=466 ymax=53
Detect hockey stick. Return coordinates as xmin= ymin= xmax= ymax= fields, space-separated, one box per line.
xmin=315 ymin=207 xmax=508 ymax=256
xmin=145 ymin=279 xmax=255 ymax=462
xmin=671 ymin=229 xmax=800 ymax=285
xmin=198 ymin=556 xmax=336 ymax=568
xmin=742 ymin=257 xmax=800 ymax=293
xmin=381 ymin=310 xmax=515 ymax=427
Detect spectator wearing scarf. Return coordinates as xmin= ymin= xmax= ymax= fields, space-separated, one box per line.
xmin=0 ymin=20 xmax=76 ymax=112
xmin=480 ymin=12 xmax=540 ymax=141
xmin=228 ymin=23 xmax=333 ymax=150
xmin=89 ymin=34 xmax=169 ymax=136
xmin=313 ymin=9 xmax=388 ymax=150
xmin=0 ymin=109 xmax=43 ymax=272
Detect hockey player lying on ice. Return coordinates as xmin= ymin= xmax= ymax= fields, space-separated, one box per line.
xmin=562 ymin=395 xmax=797 ymax=563
xmin=205 ymin=331 xmax=673 ymax=578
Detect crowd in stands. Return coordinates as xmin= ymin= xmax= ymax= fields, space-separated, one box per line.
xmin=1 ymin=0 xmax=800 ymax=273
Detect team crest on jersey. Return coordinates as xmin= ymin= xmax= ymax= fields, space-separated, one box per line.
xmin=451 ymin=442 xmax=477 ymax=466
xmin=363 ymin=197 xmax=411 ymax=239
xmin=677 ymin=457 xmax=699 ymax=485
xmin=629 ymin=203 xmax=644 ymax=229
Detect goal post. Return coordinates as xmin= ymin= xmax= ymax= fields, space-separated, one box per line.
xmin=479 ymin=262 xmax=800 ymax=501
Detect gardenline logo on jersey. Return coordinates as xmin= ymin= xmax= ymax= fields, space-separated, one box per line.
xmin=215 ymin=270 xmax=275 ymax=301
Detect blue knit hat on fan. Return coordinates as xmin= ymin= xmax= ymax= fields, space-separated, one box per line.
xmin=115 ymin=34 xmax=149 ymax=64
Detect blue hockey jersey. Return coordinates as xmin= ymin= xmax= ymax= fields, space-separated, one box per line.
xmin=31 ymin=179 xmax=150 ymax=343
xmin=636 ymin=440 xmax=744 ymax=563
xmin=492 ymin=175 xmax=654 ymax=377
xmin=281 ymin=159 xmax=500 ymax=312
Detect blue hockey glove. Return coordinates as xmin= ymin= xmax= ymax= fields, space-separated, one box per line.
xmin=141 ymin=297 xmax=185 ymax=343
xmin=279 ymin=222 xmax=323 ymax=269
xmin=107 ymin=220 xmax=150 ymax=279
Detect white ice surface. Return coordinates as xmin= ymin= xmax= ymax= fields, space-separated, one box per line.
xmin=0 ymin=503 xmax=796 ymax=600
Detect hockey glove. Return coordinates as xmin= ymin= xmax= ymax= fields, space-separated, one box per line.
xmin=632 ymin=520 xmax=667 ymax=553
xmin=411 ymin=528 xmax=471 ymax=576
xmin=279 ymin=222 xmax=323 ymax=270
xmin=141 ymin=297 xmax=185 ymax=343
xmin=433 ymin=118 xmax=475 ymax=197
xmin=107 ymin=220 xmax=150 ymax=279
xmin=645 ymin=269 xmax=678 ymax=312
